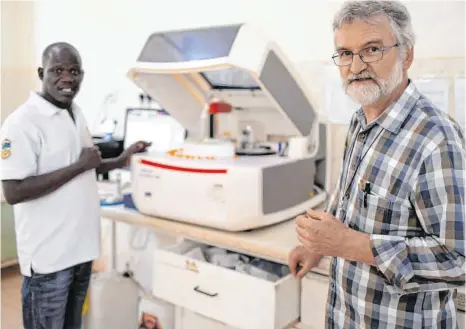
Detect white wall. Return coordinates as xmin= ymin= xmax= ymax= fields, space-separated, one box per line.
xmin=1 ymin=1 xmax=37 ymax=123
xmin=34 ymin=0 xmax=465 ymax=136
xmin=32 ymin=0 xmax=465 ymax=285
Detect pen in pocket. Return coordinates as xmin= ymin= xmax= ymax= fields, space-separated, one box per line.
xmin=358 ymin=180 xmax=371 ymax=208
xmin=363 ymin=182 xmax=371 ymax=208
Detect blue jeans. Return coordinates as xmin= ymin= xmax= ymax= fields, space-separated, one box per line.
xmin=21 ymin=261 xmax=92 ymax=329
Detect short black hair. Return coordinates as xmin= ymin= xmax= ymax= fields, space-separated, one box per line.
xmin=41 ymin=42 xmax=81 ymax=67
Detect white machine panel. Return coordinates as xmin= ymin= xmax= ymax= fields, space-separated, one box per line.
xmin=127 ymin=23 xmax=328 ymax=231
xmin=128 ymin=23 xmax=318 ymax=138
xmin=131 ymin=152 xmax=326 ymax=231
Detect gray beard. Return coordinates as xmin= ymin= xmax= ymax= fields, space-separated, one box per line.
xmin=344 ymin=60 xmax=403 ymax=106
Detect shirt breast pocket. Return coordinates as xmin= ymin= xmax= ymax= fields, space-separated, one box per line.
xmin=39 ymin=140 xmax=78 ymax=173
xmin=350 ymin=187 xmax=422 ymax=237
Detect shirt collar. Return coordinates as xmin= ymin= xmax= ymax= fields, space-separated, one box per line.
xmin=27 ymin=91 xmax=78 ymax=116
xmin=355 ymin=80 xmax=420 ymax=134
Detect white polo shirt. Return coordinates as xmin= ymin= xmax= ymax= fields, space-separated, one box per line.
xmin=0 ymin=92 xmax=101 ymax=276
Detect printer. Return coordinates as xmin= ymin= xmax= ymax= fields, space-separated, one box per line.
xmin=127 ymin=23 xmax=330 ymax=231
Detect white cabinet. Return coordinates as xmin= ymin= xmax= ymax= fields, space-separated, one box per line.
xmin=457 ymin=310 xmax=465 ymax=329
xmin=175 ymin=307 xmax=236 ymax=329
xmin=152 ymin=241 xmax=300 ymax=329
xmin=174 ymin=307 xmax=304 ymax=329
xmin=300 ymin=272 xmax=329 ymax=329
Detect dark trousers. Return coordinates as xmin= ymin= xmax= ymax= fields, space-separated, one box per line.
xmin=21 ymin=261 xmax=92 ymax=329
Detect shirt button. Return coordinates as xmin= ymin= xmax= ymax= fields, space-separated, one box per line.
xmin=359 ymin=133 xmax=366 ymax=141
xmin=345 ymin=191 xmax=350 ymax=198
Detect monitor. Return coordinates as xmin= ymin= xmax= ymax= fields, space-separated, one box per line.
xmin=123 ymin=108 xmax=186 ymax=153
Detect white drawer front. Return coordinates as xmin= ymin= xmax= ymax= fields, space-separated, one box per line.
xmin=177 ymin=307 xmax=236 ymax=329
xmin=153 ymin=241 xmax=300 ymax=329
xmin=300 ymin=272 xmax=329 ymax=329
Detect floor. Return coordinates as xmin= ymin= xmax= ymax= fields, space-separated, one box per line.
xmin=2 ymin=264 xmax=23 ymax=329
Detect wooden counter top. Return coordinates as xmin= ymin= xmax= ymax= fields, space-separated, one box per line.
xmin=100 ymin=205 xmax=331 ymax=276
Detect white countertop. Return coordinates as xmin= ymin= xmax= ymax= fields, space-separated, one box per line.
xmin=100 ymin=205 xmax=331 ymax=276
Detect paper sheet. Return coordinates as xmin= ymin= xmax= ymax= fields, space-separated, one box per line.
xmin=324 ymin=66 xmax=360 ymax=124
xmin=454 ymin=77 xmax=465 ymax=130
xmin=414 ymin=78 xmax=450 ymax=114
xmin=324 ymin=73 xmax=455 ymax=125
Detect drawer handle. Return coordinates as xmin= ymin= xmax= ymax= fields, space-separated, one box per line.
xmin=193 ymin=286 xmax=218 ymax=297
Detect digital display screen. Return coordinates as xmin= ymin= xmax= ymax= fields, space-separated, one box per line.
xmin=124 ymin=108 xmax=185 ymax=153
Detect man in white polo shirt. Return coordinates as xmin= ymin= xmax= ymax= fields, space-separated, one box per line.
xmin=0 ymin=42 xmax=150 ymax=329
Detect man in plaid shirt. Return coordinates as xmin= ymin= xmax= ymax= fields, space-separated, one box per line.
xmin=288 ymin=1 xmax=465 ymax=328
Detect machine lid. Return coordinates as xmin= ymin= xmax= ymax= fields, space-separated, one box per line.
xmin=127 ymin=23 xmax=317 ymax=137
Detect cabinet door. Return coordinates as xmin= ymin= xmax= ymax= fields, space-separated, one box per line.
xmin=300 ymin=272 xmax=329 ymax=329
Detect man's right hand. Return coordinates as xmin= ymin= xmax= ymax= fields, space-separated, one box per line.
xmin=77 ymin=147 xmax=101 ymax=171
xmin=288 ymin=245 xmax=322 ymax=279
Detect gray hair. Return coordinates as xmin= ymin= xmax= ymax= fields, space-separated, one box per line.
xmin=332 ymin=1 xmax=416 ymax=50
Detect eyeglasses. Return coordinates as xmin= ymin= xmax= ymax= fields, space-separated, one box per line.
xmin=332 ymin=44 xmax=399 ymax=66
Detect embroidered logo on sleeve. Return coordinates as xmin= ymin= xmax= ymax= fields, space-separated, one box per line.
xmin=1 ymin=138 xmax=11 ymax=159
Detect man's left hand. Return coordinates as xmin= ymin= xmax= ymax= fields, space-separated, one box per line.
xmin=120 ymin=141 xmax=152 ymax=166
xmin=296 ymin=209 xmax=349 ymax=257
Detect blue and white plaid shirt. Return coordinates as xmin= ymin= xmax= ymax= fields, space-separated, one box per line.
xmin=325 ymin=80 xmax=465 ymax=329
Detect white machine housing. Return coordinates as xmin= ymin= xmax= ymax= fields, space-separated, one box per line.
xmin=128 ymin=23 xmax=329 ymax=231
